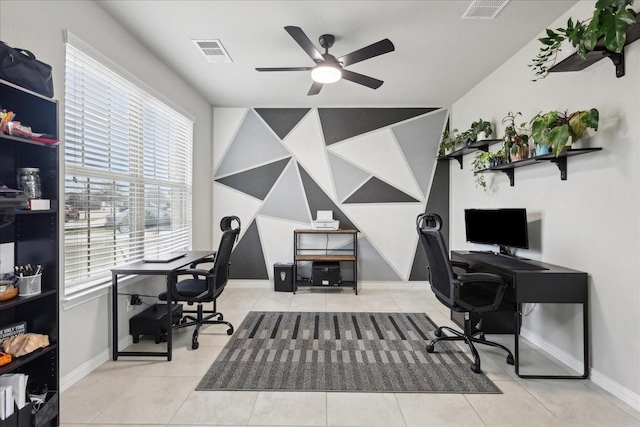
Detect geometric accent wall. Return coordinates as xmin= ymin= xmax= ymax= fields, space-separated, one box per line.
xmin=213 ymin=107 xmax=449 ymax=281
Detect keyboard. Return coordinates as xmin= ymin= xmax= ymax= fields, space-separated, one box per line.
xmin=464 ymin=252 xmax=547 ymax=271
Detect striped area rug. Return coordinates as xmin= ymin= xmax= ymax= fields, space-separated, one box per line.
xmin=197 ymin=311 xmax=500 ymax=393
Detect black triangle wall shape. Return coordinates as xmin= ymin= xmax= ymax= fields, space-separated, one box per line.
xmin=229 ymin=219 xmax=269 ymax=279
xmin=410 ymin=159 xmax=450 ymax=281
xmin=344 ymin=177 xmax=419 ymax=204
xmin=215 ymin=157 xmax=290 ymax=200
xmin=255 ymin=108 xmax=311 ymax=140
xmin=297 ymin=164 xmax=358 ymax=231
xmin=318 ymin=108 xmax=437 ymax=145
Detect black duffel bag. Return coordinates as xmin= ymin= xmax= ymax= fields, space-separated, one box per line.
xmin=0 ymin=41 xmax=53 ymax=98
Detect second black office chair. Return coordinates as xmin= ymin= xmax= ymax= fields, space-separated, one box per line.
xmin=416 ymin=213 xmax=515 ymax=373
xmin=159 ymin=216 xmax=240 ymax=349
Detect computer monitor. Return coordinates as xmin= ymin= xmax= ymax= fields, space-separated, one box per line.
xmin=464 ymin=208 xmax=528 ymax=253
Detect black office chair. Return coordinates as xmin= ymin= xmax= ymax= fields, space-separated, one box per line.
xmin=416 ymin=213 xmax=515 ymax=373
xmin=159 ymin=216 xmax=240 ymax=349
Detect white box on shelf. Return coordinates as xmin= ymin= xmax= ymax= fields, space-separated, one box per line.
xmin=28 ymin=199 xmax=50 ymax=210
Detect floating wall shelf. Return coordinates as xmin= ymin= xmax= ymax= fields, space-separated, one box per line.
xmin=439 ymin=138 xmax=502 ymax=169
xmin=549 ymin=15 xmax=640 ymax=78
xmin=477 ymin=148 xmax=602 ymax=186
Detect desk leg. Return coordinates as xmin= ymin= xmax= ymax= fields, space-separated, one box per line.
xmin=166 ymin=275 xmax=172 ymax=361
xmin=515 ymin=302 xmax=589 ymax=379
xmin=112 ymin=272 xmax=119 ymax=361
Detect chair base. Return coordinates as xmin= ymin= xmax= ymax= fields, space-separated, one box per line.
xmin=426 ymin=324 xmax=514 ymax=374
xmin=174 ymin=305 xmax=234 ymax=349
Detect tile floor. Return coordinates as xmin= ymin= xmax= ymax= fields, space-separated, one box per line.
xmin=61 ymin=286 xmax=640 ymax=427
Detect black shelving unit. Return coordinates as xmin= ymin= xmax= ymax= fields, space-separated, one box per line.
xmin=476 ymin=148 xmax=602 ymax=186
xmin=0 ymin=79 xmax=59 ymax=427
xmin=549 ymin=15 xmax=640 ymax=78
xmin=439 ymin=138 xmax=502 ymax=169
xmin=293 ymin=229 xmax=358 ymax=294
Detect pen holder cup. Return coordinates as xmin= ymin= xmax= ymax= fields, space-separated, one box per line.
xmin=18 ymin=274 xmax=41 ymax=296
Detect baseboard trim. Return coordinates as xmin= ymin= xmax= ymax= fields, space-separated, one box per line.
xmin=227 ymin=280 xmax=429 ymax=290
xmin=521 ymin=327 xmax=640 ymax=414
xmin=60 ymin=335 xmax=133 ymax=392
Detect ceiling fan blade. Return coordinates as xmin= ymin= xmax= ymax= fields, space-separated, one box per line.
xmin=338 ymin=39 xmax=395 ymax=67
xmin=341 ymin=69 xmax=384 ymax=89
xmin=307 ymin=81 xmax=323 ymax=96
xmin=285 ymin=26 xmax=324 ymax=63
xmin=255 ymin=67 xmax=313 ymax=72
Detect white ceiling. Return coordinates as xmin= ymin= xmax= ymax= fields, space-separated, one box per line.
xmin=96 ymin=0 xmax=577 ymax=108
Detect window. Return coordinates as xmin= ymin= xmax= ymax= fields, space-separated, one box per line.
xmin=64 ymin=39 xmax=193 ymax=295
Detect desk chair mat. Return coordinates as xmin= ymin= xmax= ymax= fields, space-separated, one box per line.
xmin=197 ymin=311 xmax=501 ymax=393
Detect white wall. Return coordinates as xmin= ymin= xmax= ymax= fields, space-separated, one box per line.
xmin=0 ymin=0 xmax=213 ymax=381
xmin=451 ymin=0 xmax=639 ymax=406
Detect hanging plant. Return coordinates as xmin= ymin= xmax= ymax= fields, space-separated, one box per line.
xmin=530 ymin=0 xmax=637 ymax=80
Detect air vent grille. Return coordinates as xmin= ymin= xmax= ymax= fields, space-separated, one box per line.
xmin=462 ymin=0 xmax=510 ymax=19
xmin=192 ymin=39 xmax=232 ymax=63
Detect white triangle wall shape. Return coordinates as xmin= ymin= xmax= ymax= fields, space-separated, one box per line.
xmin=343 ymin=203 xmax=425 ymax=281
xmin=282 ymin=110 xmax=335 ymax=199
xmin=256 ymin=216 xmax=305 ymax=279
xmin=213 ymin=108 xmax=248 ymax=171
xmin=213 ymin=182 xmax=262 ymax=242
xmin=328 ymin=128 xmax=422 ymax=201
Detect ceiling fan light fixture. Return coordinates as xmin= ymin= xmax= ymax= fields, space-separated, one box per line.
xmin=311 ymin=63 xmax=342 ymax=84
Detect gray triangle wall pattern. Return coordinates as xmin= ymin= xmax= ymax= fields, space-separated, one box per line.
xmin=214 ymin=107 xmax=448 ymax=281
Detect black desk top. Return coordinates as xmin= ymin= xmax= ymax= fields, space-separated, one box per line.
xmin=452 ymin=251 xmax=586 ymax=275
xmin=111 ymin=251 xmax=214 ymax=275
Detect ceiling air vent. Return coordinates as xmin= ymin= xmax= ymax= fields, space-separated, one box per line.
xmin=192 ymin=39 xmax=232 ymax=63
xmin=462 ymin=0 xmax=510 ymax=20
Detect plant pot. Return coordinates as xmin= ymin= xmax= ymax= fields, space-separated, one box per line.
xmin=535 ymin=144 xmax=551 ymax=156
xmin=510 ymin=145 xmax=529 ymax=162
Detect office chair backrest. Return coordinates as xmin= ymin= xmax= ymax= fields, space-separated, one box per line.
xmin=210 ymin=217 xmax=241 ymax=291
xmin=220 ymin=215 xmax=241 ymax=232
xmin=416 ymin=213 xmax=456 ymax=306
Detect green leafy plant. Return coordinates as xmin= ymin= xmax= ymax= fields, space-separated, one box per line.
xmin=438 ymin=127 xmax=458 ymax=157
xmin=470 ymin=119 xmax=493 ymax=142
xmin=530 ymin=0 xmax=637 ymax=80
xmin=530 ymin=108 xmax=599 ymax=156
xmin=471 ymin=149 xmax=506 ymax=190
xmin=502 ymin=112 xmax=530 ymax=161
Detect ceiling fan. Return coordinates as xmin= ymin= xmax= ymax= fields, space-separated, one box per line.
xmin=256 ymin=26 xmax=395 ymax=96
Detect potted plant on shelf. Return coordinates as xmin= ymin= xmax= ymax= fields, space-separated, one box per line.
xmin=438 ymin=127 xmax=457 ymax=157
xmin=471 ymin=149 xmax=506 ymax=190
xmin=469 ymin=118 xmax=493 ymax=143
xmin=530 ymin=0 xmax=637 ymax=80
xmin=529 ymin=108 xmax=599 ymax=156
xmin=502 ymin=112 xmax=530 ymax=161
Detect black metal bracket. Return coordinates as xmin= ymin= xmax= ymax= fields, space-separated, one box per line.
xmin=501 ymin=169 xmax=515 ymax=187
xmin=453 ymin=155 xmax=463 ymax=169
xmin=603 ymin=49 xmax=625 ymax=78
xmin=549 ymin=156 xmax=567 ymax=180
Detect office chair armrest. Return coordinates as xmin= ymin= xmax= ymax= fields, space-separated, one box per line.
xmin=453 ymin=273 xmax=508 ymax=313
xmin=451 ymin=260 xmax=471 ymax=272
xmin=457 ymin=272 xmax=504 ymax=283
xmin=189 ymin=254 xmax=216 ymax=268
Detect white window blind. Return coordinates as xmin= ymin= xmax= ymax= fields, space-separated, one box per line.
xmin=64 ymin=42 xmax=193 ymax=294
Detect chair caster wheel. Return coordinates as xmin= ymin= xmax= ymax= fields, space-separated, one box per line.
xmin=478 ymin=333 xmax=486 ymax=340
xmin=192 ymin=341 xmax=199 ymax=350
xmin=227 ymin=327 xmax=234 ymax=335
xmin=180 ymin=318 xmax=188 ymax=325
xmin=426 ymin=343 xmax=435 ymax=353
xmin=434 ymin=329 xmax=443 ymax=338
xmin=506 ymin=354 xmax=515 ymax=365
xmin=470 ymin=364 xmax=482 ymax=374
xmin=217 ymin=314 xmax=224 ymax=321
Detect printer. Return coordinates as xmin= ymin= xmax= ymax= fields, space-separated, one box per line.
xmin=311 ymin=210 xmax=339 ymax=230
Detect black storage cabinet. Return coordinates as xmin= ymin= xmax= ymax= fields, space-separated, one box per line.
xmin=274 ymin=263 xmax=293 ymax=292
